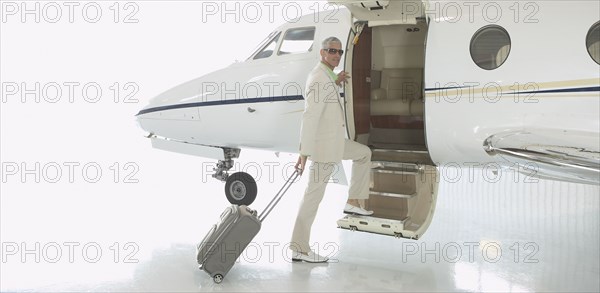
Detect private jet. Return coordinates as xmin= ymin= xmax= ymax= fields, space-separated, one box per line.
xmin=136 ymin=0 xmax=599 ymax=239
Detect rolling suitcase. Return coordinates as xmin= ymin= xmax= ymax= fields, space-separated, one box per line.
xmin=197 ymin=170 xmax=300 ymax=283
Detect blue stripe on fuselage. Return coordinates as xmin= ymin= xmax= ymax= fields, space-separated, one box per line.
xmin=136 ymin=95 xmax=305 ymax=116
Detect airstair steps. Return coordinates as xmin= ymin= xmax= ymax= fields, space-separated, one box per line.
xmin=337 ymin=145 xmax=437 ymax=240
xmin=371 ymin=146 xmax=434 ymax=165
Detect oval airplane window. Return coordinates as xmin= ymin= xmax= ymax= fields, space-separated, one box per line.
xmin=586 ymin=21 xmax=600 ymax=65
xmin=470 ymin=25 xmax=511 ymax=70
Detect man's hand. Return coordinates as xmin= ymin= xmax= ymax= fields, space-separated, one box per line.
xmin=336 ymin=71 xmax=351 ymax=85
xmin=295 ymin=155 xmax=308 ymax=175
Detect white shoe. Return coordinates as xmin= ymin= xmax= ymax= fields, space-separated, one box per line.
xmin=344 ymin=203 xmax=374 ymax=216
xmin=291 ymin=251 xmax=329 ymax=263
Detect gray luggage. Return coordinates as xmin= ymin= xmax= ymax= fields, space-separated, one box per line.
xmin=197 ymin=170 xmax=300 ymax=283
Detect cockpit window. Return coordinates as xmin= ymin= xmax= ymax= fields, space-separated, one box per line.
xmin=278 ymin=27 xmax=316 ymax=56
xmin=247 ymin=32 xmax=274 ymax=60
xmin=251 ymin=32 xmax=281 ymax=60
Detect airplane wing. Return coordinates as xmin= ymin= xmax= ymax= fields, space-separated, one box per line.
xmin=484 ymin=129 xmax=600 ymax=185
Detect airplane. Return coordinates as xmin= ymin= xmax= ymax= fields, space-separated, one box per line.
xmin=136 ymin=0 xmax=600 ymax=239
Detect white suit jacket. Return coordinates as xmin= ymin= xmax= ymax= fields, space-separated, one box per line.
xmin=299 ymin=62 xmax=346 ymax=163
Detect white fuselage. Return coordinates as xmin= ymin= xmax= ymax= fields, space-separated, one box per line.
xmin=136 ymin=1 xmax=599 ymax=183
xmin=137 ymin=9 xmax=351 ymax=153
xmin=424 ymin=1 xmax=599 ymax=164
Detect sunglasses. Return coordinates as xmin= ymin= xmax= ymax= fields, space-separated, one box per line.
xmin=324 ymin=48 xmax=344 ymax=56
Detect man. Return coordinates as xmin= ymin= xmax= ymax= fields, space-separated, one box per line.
xmin=291 ymin=37 xmax=373 ymax=263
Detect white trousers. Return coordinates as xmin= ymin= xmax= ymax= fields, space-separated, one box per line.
xmin=290 ymin=140 xmax=371 ymax=253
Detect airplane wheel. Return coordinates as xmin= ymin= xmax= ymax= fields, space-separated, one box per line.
xmin=225 ymin=172 xmax=257 ymax=206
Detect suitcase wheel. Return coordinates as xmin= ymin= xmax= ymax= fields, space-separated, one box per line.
xmin=213 ymin=274 xmax=224 ymax=284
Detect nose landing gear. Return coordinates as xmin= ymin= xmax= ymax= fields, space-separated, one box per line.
xmin=213 ymin=148 xmax=258 ymax=206
xmin=225 ymin=172 xmax=257 ymax=206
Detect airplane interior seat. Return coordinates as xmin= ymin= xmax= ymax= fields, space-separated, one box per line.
xmin=588 ymin=41 xmax=600 ymax=62
xmin=370 ymin=68 xmax=424 ymax=129
xmin=496 ymin=45 xmax=511 ymax=67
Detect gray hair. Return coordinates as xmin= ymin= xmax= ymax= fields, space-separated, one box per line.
xmin=321 ymin=37 xmax=341 ymax=49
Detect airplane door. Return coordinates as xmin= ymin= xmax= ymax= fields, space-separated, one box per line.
xmin=344 ymin=22 xmax=372 ymax=143
xmin=331 ymin=0 xmax=439 ymax=240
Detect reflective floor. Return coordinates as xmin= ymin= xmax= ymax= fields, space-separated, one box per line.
xmin=1 ymin=158 xmax=599 ymax=292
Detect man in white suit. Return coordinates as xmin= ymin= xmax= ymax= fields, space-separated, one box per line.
xmin=291 ymin=37 xmax=373 ymax=263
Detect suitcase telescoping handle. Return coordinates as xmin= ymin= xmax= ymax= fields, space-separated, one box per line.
xmin=258 ymin=169 xmax=301 ymax=222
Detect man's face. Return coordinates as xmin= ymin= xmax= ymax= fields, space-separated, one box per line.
xmin=320 ymin=42 xmax=343 ymax=68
